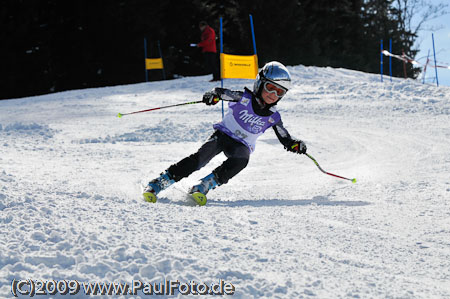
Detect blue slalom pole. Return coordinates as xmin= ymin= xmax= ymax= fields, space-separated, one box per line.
xmin=380 ymin=39 xmax=383 ymax=82
xmin=144 ymin=38 xmax=148 ymax=82
xmin=220 ymin=17 xmax=224 ymax=118
xmin=249 ymin=14 xmax=258 ymax=86
xmin=389 ymin=39 xmax=392 ymax=82
xmin=220 ymin=17 xmax=223 ymax=58
xmin=249 ymin=14 xmax=257 ymax=55
xmin=157 ymin=40 xmax=166 ymax=80
xmin=432 ymin=33 xmax=439 ymax=87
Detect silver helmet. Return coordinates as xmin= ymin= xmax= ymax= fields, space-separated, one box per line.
xmin=253 ymin=61 xmax=291 ymax=99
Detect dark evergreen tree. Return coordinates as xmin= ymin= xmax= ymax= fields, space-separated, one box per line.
xmin=1 ymin=0 xmax=424 ymax=100
xmin=361 ymin=0 xmax=420 ymax=78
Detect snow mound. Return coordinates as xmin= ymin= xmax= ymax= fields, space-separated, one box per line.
xmin=75 ymin=120 xmax=212 ymax=144
xmin=0 ymin=122 xmax=56 ymax=139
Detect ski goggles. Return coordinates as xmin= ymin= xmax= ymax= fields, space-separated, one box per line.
xmin=263 ymin=81 xmax=287 ymax=97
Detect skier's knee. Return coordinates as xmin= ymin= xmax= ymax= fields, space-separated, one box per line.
xmin=214 ymin=157 xmax=249 ymax=185
xmin=237 ymin=157 xmax=249 ymax=169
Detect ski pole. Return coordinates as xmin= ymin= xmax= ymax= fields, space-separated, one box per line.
xmin=117 ymin=100 xmax=203 ymax=118
xmin=305 ymin=153 xmax=357 ymax=183
xmin=117 ymin=98 xmax=239 ymax=118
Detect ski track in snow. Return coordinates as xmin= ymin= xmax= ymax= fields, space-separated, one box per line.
xmin=1 ymin=66 xmax=450 ymax=298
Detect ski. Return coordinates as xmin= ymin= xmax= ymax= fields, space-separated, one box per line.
xmin=189 ymin=192 xmax=207 ymax=206
xmin=143 ymin=191 xmax=157 ymax=203
xmin=141 ymin=182 xmax=207 ymax=206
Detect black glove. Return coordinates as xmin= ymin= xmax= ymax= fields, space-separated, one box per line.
xmin=202 ymin=91 xmax=220 ymax=106
xmin=286 ymin=140 xmax=307 ymax=154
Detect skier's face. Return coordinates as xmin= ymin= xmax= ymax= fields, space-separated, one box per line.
xmin=261 ymin=81 xmax=287 ymax=104
xmin=261 ymin=87 xmax=280 ymax=104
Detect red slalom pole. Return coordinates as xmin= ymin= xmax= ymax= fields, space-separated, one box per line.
xmin=305 ymin=153 xmax=356 ymax=183
xmin=117 ymin=100 xmax=203 ymax=118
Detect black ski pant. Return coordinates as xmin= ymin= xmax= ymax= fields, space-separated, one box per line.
xmin=168 ymin=130 xmax=250 ymax=185
xmin=203 ymin=52 xmax=220 ymax=81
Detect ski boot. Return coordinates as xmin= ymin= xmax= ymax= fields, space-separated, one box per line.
xmin=143 ymin=170 xmax=175 ymax=203
xmin=189 ymin=173 xmax=220 ymax=206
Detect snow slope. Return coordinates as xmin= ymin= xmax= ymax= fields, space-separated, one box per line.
xmin=1 ymin=66 xmax=450 ymax=298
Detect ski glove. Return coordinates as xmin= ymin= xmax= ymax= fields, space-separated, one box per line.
xmin=287 ymin=140 xmax=307 ymax=154
xmin=202 ymin=91 xmax=221 ymax=106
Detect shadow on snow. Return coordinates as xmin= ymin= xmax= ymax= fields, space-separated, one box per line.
xmin=157 ymin=195 xmax=370 ymax=207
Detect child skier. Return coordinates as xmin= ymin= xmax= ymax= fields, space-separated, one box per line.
xmin=143 ymin=61 xmax=307 ymax=205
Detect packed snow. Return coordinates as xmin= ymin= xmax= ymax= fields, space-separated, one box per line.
xmin=1 ymin=65 xmax=450 ymax=298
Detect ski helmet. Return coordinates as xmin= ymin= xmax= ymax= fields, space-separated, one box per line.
xmin=253 ymin=61 xmax=291 ymax=100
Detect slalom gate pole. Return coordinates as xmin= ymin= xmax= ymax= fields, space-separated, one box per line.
xmin=249 ymin=14 xmax=257 ymax=56
xmin=117 ymin=101 xmax=202 ymax=118
xmin=422 ymin=50 xmax=430 ymax=84
xmin=432 ymin=33 xmax=439 ymax=87
xmin=157 ymin=40 xmax=166 ymax=80
xmin=144 ymin=38 xmax=148 ymax=82
xmin=220 ymin=17 xmax=224 ymax=119
xmin=305 ymin=153 xmax=357 ymax=183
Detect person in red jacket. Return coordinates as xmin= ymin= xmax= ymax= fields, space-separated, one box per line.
xmin=197 ymin=21 xmax=220 ymax=81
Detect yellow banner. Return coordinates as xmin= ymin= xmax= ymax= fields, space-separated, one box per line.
xmin=146 ymin=58 xmax=164 ymax=70
xmin=220 ymin=53 xmax=258 ymax=79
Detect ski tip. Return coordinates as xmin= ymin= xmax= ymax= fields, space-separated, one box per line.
xmin=143 ymin=192 xmax=157 ymax=203
xmin=352 ymin=178 xmax=357 ymax=184
xmin=190 ymin=192 xmax=207 ymax=206
xmin=117 ymin=113 xmax=123 ymax=118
